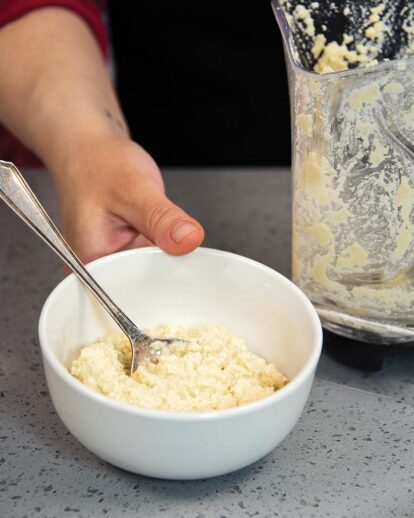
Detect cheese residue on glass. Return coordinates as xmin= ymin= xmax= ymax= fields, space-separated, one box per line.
xmin=70 ymin=324 xmax=288 ymax=412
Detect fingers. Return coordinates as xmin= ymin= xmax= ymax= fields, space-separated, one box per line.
xmin=61 ymin=206 xmax=138 ymax=265
xmin=118 ymin=187 xmax=205 ymax=256
xmin=106 ymin=144 xmax=204 ymax=255
xmin=124 ymin=233 xmax=154 ymax=250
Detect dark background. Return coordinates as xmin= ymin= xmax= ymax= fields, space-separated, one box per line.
xmin=108 ymin=1 xmax=291 ymax=167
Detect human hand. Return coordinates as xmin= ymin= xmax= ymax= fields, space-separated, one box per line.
xmin=52 ymin=136 xmax=204 ymax=264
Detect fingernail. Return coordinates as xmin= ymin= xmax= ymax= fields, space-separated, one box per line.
xmin=171 ymin=221 xmax=199 ymax=243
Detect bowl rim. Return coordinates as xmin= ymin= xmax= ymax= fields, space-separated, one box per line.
xmin=38 ymin=246 xmax=322 ymax=422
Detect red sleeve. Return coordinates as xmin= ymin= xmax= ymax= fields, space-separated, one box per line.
xmin=0 ymin=0 xmax=108 ymax=57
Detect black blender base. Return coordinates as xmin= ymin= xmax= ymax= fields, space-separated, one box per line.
xmin=323 ymin=330 xmax=385 ymax=372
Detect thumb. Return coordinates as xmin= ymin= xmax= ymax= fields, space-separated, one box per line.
xmin=120 ymin=187 xmax=205 ymax=255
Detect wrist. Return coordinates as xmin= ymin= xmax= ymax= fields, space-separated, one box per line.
xmin=39 ymin=110 xmax=130 ymax=178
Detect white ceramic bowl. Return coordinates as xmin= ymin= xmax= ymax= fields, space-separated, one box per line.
xmin=38 ymin=247 xmax=322 ymax=480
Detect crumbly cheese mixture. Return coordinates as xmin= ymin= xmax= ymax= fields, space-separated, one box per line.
xmin=70 ymin=325 xmax=288 ymax=412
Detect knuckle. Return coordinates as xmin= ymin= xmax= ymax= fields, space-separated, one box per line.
xmin=147 ymin=200 xmax=180 ymax=235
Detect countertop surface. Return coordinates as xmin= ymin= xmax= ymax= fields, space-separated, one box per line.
xmin=1 ymin=168 xmax=414 ymax=518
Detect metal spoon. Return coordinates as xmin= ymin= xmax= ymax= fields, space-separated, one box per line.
xmin=0 ymin=160 xmax=178 ymax=374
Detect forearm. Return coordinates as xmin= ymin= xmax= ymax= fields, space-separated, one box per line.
xmin=0 ymin=7 xmax=128 ymax=174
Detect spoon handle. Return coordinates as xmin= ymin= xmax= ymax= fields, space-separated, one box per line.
xmin=0 ymin=160 xmax=144 ymax=340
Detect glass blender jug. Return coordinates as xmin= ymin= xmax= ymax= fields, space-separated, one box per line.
xmin=273 ymin=0 xmax=414 ymax=344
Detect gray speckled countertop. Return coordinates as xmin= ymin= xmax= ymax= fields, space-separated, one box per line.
xmin=1 ymin=168 xmax=414 ymax=518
